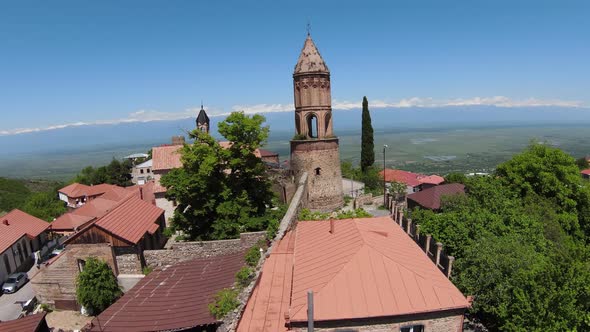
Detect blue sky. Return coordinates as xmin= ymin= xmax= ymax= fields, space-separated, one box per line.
xmin=1 ymin=0 xmax=589 ymax=134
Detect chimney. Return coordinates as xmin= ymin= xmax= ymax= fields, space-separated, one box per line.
xmin=171 ymin=136 xmax=185 ymax=145
xmin=2 ymin=219 xmax=8 ymax=226
xmin=139 ymin=187 xmax=143 ymax=200
xmin=329 ymin=219 xmax=334 ymax=234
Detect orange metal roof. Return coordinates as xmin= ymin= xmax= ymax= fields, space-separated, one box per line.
xmin=71 ymin=197 xmax=119 ymax=218
xmin=581 ymin=169 xmax=590 ymax=175
xmin=238 ymin=232 xmax=295 ymax=332
xmin=380 ymin=169 xmax=445 ymax=187
xmin=94 ymin=196 xmax=163 ymax=244
xmin=0 ymin=209 xmax=49 ymax=254
xmin=58 ymin=183 xmax=130 ymax=199
xmin=152 ymin=145 xmax=183 ymax=171
xmin=418 ymin=174 xmax=445 ymax=185
xmin=238 ymin=217 xmax=469 ymax=330
xmin=407 ymin=183 xmax=466 ymax=210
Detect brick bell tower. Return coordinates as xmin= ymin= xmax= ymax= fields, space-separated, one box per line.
xmin=290 ymin=33 xmax=344 ymax=211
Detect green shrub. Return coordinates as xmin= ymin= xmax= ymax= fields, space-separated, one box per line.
xmin=245 ymin=246 xmax=261 ymax=267
xmin=142 ymin=266 xmax=153 ymax=275
xmin=76 ymin=257 xmax=122 ymax=315
xmin=236 ymin=266 xmax=253 ymax=287
xmin=39 ymin=303 xmax=53 ymax=313
xmin=163 ymin=227 xmax=175 ymax=238
xmin=292 ymin=133 xmax=307 ymax=140
xmin=208 ymin=288 xmax=240 ymax=319
xmin=266 ymin=217 xmax=279 ymax=241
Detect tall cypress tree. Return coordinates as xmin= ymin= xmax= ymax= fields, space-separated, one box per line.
xmin=360 ymin=96 xmax=375 ymax=172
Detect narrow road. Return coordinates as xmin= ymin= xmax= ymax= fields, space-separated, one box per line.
xmin=0 ymin=266 xmax=39 ymax=322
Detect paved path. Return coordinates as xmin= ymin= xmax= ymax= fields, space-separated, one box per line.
xmin=0 ymin=266 xmax=39 ymax=322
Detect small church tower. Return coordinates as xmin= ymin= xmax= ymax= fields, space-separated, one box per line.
xmin=290 ymin=33 xmax=343 ymax=211
xmin=196 ymin=103 xmax=210 ymax=133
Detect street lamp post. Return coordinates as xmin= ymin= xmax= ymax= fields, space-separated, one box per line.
xmin=383 ymin=144 xmax=388 ymax=207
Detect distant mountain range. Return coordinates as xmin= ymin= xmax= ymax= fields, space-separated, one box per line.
xmin=1 ymin=105 xmax=589 ymax=157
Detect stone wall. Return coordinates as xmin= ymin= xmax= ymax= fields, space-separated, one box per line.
xmin=144 ymin=231 xmax=266 ymax=268
xmin=155 ymin=194 xmax=175 ymax=227
xmin=291 ymin=138 xmax=343 ymax=211
xmin=290 ymin=309 xmax=465 ymax=332
xmin=114 ymin=247 xmax=142 ymax=275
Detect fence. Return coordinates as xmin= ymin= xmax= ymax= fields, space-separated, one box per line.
xmin=387 ymin=194 xmax=455 ymax=278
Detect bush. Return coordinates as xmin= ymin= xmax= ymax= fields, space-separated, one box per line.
xmin=236 ymin=266 xmax=253 ymax=287
xmin=208 ymin=288 xmax=240 ymax=319
xmin=39 ymin=303 xmax=53 ymax=313
xmin=298 ymin=208 xmax=372 ymax=221
xmin=142 ymin=266 xmax=153 ymax=275
xmin=245 ymin=246 xmax=261 ymax=267
xmin=76 ymin=257 xmax=122 ymax=315
xmin=292 ymin=133 xmax=307 ymax=140
xmin=163 ymin=227 xmax=175 ymax=238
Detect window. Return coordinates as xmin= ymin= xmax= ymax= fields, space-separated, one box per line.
xmin=315 ymin=167 xmax=321 ymax=176
xmin=147 ymin=169 xmax=151 ymax=173
xmin=307 ymin=114 xmax=318 ymax=138
xmin=140 ymin=169 xmax=144 ymax=174
xmin=401 ymin=325 xmax=424 ymax=332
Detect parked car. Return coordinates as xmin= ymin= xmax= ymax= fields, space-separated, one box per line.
xmin=2 ymin=273 xmax=28 ymax=294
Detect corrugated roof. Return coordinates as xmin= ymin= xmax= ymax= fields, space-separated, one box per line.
xmin=58 ymin=183 xmax=132 ymax=200
xmin=407 ymin=183 xmax=466 ymax=210
xmin=0 ymin=312 xmax=47 ymax=332
xmin=70 ymin=197 xmax=119 ymax=218
xmin=136 ymin=159 xmax=153 ymax=168
xmin=238 ymin=232 xmax=295 ymax=332
xmin=152 ymin=145 xmax=183 ymax=171
xmin=238 ymin=217 xmax=469 ymax=330
xmin=90 ymin=252 xmax=246 ymax=332
xmin=0 ymin=209 xmax=49 ymax=254
xmin=294 ymin=34 xmax=329 ymax=74
xmin=581 ymin=169 xmax=590 ymax=175
xmin=94 ymin=196 xmax=163 ymax=245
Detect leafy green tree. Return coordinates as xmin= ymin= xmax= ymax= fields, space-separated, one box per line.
xmin=161 ymin=111 xmax=275 ymax=240
xmin=0 ymin=177 xmax=31 ymax=213
xmin=444 ymin=172 xmax=468 ymax=184
xmin=74 ymin=159 xmax=132 ymax=187
xmin=360 ymin=96 xmax=375 ymax=172
xmin=496 ymin=142 xmax=590 ymax=236
xmin=576 ymin=156 xmax=589 ymax=170
xmin=76 ymin=257 xmax=122 ymax=315
xmin=21 ymin=192 xmax=66 ymax=221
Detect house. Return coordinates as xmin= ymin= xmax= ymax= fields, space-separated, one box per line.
xmin=238 ymin=216 xmax=470 ymax=331
xmin=0 ymin=209 xmax=50 ymax=283
xmin=581 ymin=169 xmax=590 ymax=179
xmin=88 ymin=251 xmax=246 ymax=332
xmin=131 ymin=159 xmax=153 ymax=185
xmin=51 ymin=182 xmax=155 ymax=235
xmin=407 ymin=183 xmax=466 ymax=211
xmin=32 ymin=195 xmax=165 ymax=309
xmin=57 ymin=183 xmax=133 ymax=209
xmin=0 ymin=312 xmax=50 ymax=332
xmin=380 ymin=169 xmax=445 ymax=194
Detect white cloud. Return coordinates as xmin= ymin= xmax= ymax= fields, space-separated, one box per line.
xmin=0 ymin=96 xmax=586 ymax=136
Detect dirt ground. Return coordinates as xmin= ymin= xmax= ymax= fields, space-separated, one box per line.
xmin=45 ymin=310 xmax=93 ymax=331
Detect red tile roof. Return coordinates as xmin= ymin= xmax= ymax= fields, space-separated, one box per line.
xmin=0 ymin=209 xmax=49 ymax=254
xmin=89 ymin=252 xmax=246 ymax=332
xmin=50 ymin=213 xmax=95 ymax=232
xmin=94 ymin=196 xmax=163 ymax=245
xmin=58 ymin=183 xmax=130 ymax=200
xmin=407 ymin=183 xmax=466 ymax=210
xmin=152 ymin=142 xmax=275 ymax=172
xmin=419 ymin=174 xmax=445 ymax=185
xmin=152 ymin=145 xmax=183 ymax=171
xmin=238 ymin=217 xmax=469 ymax=330
xmin=380 ymin=169 xmax=445 ymax=187
xmin=0 ymin=313 xmax=48 ymax=332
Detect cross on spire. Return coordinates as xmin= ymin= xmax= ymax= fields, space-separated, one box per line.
xmin=306 ymin=19 xmax=311 ymax=36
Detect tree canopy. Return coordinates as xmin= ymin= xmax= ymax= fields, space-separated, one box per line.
xmin=360 ymin=96 xmax=375 ymax=172
xmin=76 ymin=257 xmax=122 ymax=315
xmin=411 ymin=142 xmax=590 ymax=331
xmin=74 ymin=158 xmax=133 ymax=187
xmin=161 ymin=111 xmax=276 ymax=240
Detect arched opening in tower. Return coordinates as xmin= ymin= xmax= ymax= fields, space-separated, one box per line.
xmin=325 ymin=113 xmax=331 ymax=137
xmin=307 ymin=114 xmax=318 ymax=138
